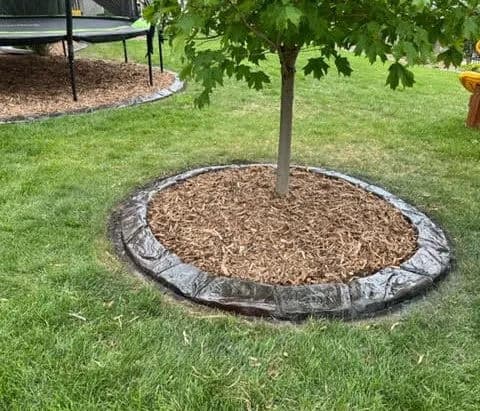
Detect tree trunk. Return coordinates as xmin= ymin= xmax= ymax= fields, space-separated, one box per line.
xmin=275 ymin=47 xmax=299 ymax=196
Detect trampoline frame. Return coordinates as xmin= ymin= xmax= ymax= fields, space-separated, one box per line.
xmin=0 ymin=0 xmax=164 ymax=101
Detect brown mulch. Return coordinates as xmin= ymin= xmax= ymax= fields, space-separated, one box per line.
xmin=148 ymin=167 xmax=418 ymax=286
xmin=0 ymin=54 xmax=174 ymax=120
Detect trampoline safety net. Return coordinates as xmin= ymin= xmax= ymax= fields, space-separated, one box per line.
xmin=0 ymin=0 xmax=142 ymax=18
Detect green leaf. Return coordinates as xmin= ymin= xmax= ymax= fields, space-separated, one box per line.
xmin=386 ymin=63 xmax=415 ymax=90
xmin=265 ymin=2 xmax=303 ymax=31
xmin=281 ymin=4 xmax=303 ymax=28
xmin=303 ymin=58 xmax=330 ymax=80
xmin=334 ymin=55 xmax=353 ymax=77
xmin=176 ymin=14 xmax=203 ymax=34
xmin=246 ymin=71 xmax=271 ymax=90
xmin=463 ymin=16 xmax=479 ymax=39
xmin=437 ymin=47 xmax=464 ymax=68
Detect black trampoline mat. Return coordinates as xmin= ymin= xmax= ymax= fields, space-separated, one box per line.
xmin=0 ymin=17 xmax=148 ymax=44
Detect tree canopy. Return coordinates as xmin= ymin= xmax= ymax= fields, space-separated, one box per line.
xmin=147 ymin=1 xmax=480 ymax=103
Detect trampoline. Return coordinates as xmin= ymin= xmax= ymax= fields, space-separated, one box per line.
xmin=0 ymin=0 xmax=164 ymax=101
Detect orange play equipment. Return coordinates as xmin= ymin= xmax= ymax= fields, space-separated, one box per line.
xmin=459 ymin=71 xmax=480 ymax=93
xmin=459 ymin=69 xmax=480 ymax=128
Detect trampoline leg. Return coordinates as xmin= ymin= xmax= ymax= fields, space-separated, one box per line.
xmin=62 ymin=40 xmax=67 ymax=57
xmin=65 ymin=0 xmax=77 ymax=102
xmin=68 ymin=44 xmax=78 ymax=102
xmin=147 ymin=50 xmax=153 ymax=86
xmin=146 ymin=34 xmax=153 ymax=86
xmin=122 ymin=40 xmax=128 ymax=63
xmin=158 ymin=27 xmax=164 ymax=73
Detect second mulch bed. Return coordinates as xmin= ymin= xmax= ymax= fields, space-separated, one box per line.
xmin=148 ymin=167 xmax=418 ymax=286
xmin=0 ymin=54 xmax=174 ymax=121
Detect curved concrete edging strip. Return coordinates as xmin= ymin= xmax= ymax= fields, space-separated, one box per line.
xmin=0 ymin=72 xmax=184 ymax=125
xmin=116 ymin=164 xmax=452 ymax=321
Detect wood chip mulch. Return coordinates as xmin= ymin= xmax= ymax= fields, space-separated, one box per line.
xmin=148 ymin=167 xmax=418 ymax=285
xmin=0 ymin=54 xmax=174 ymax=120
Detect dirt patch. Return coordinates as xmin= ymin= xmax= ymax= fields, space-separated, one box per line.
xmin=148 ymin=167 xmax=417 ymax=285
xmin=0 ymin=54 xmax=174 ymax=120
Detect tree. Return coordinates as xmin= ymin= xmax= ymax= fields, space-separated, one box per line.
xmin=145 ymin=0 xmax=479 ymax=195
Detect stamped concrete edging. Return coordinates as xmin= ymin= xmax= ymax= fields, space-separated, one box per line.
xmin=116 ymin=164 xmax=452 ymax=321
xmin=0 ymin=71 xmax=184 ymax=125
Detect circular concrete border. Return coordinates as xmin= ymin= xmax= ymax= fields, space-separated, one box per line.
xmin=0 ymin=70 xmax=184 ymax=125
xmin=115 ymin=164 xmax=452 ymax=320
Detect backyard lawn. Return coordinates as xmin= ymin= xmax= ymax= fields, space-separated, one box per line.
xmin=0 ymin=40 xmax=479 ymax=409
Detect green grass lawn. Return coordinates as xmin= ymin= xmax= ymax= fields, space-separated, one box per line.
xmin=0 ymin=40 xmax=479 ymax=410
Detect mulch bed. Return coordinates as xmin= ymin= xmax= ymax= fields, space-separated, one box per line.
xmin=148 ymin=167 xmax=418 ymax=286
xmin=0 ymin=54 xmax=174 ymax=121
